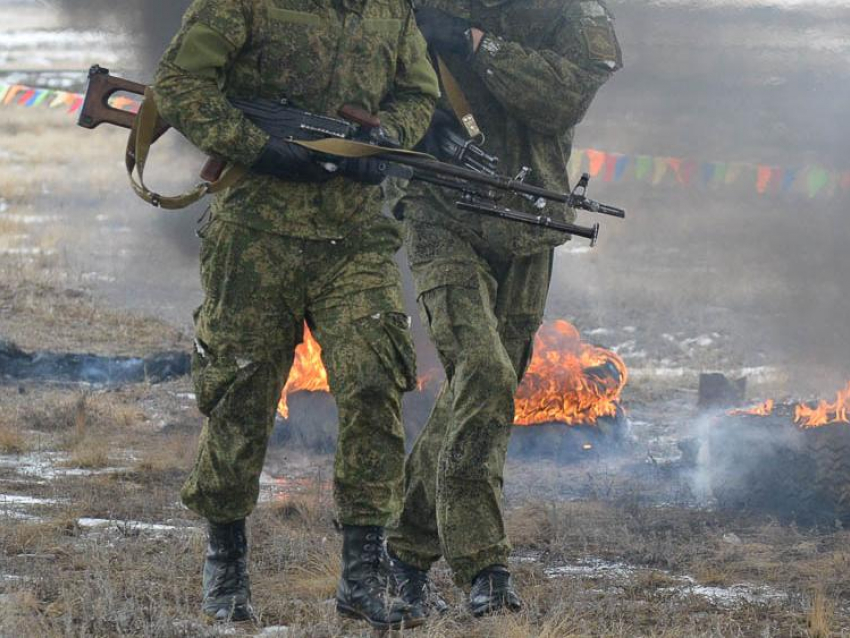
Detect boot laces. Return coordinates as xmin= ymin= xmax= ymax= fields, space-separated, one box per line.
xmin=360 ymin=531 xmax=389 ymax=589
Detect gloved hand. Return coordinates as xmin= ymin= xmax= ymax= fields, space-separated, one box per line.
xmin=336 ymin=157 xmax=392 ymax=185
xmin=416 ymin=109 xmax=459 ymax=158
xmin=414 ymin=8 xmax=473 ymax=57
xmin=251 ymin=138 xmax=335 ymax=182
xmin=334 ymin=124 xmax=401 ymax=185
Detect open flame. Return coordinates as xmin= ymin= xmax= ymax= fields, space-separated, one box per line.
xmin=729 ymin=381 xmax=850 ymax=428
xmin=513 ymin=320 xmax=627 ymax=426
xmin=795 ymin=381 xmax=850 ymax=428
xmin=277 ymin=320 xmax=628 ymax=426
xmin=278 ymin=324 xmax=329 ymax=419
xmin=729 ymin=399 xmax=775 ymax=417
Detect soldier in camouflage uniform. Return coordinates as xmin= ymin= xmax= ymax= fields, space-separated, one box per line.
xmin=386 ymin=0 xmax=622 ymax=619
xmin=153 ymin=0 xmax=438 ymax=628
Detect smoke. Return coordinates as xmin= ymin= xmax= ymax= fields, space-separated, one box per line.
xmin=553 ymin=0 xmax=850 ymax=389
xmin=50 ymin=0 xmax=191 ymax=77
xmin=46 ymin=0 xmax=850 ymax=388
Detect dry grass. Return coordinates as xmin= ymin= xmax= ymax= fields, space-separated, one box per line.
xmin=133 ymin=432 xmax=196 ymax=474
xmin=0 ymin=390 xmax=144 ymax=437
xmin=0 ymin=273 xmax=188 ymax=356
xmin=0 ymin=422 xmax=28 ymax=454
xmin=808 ymin=588 xmax=834 ymax=638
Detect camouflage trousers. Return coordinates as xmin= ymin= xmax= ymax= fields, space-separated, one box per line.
xmin=183 ymin=216 xmax=417 ymax=526
xmin=388 ymin=210 xmax=553 ymax=586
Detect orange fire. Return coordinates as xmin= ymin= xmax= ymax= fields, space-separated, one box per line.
xmin=728 ymin=381 xmax=850 ymax=428
xmin=277 ymin=320 xmax=628 ymax=426
xmin=795 ymin=381 xmax=850 ymax=428
xmin=729 ymin=399 xmax=775 ymax=417
xmin=513 ymin=320 xmax=628 ymax=426
xmin=278 ymin=324 xmax=329 ymax=419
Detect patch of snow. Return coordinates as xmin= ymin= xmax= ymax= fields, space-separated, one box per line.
xmin=1 ymin=214 xmax=61 ymax=225
xmin=257 ymin=627 xmax=291 ymax=637
xmin=739 ymin=366 xmax=780 ymax=381
xmin=585 ymin=328 xmax=612 ymax=337
xmin=545 ymin=558 xmax=637 ymax=580
xmin=80 ymin=272 xmax=117 ymax=283
xmin=629 ymin=367 xmax=687 ymax=379
xmin=612 ymin=340 xmax=637 ymax=354
xmin=663 ymin=576 xmax=784 ymax=607
xmin=546 ymin=556 xmax=785 ymax=609
xmin=0 ymin=452 xmax=128 ymax=481
xmin=77 ymin=518 xmax=198 ymax=535
xmin=0 ymin=494 xmax=58 ymax=507
xmin=0 ymin=247 xmax=56 ymax=256
xmin=681 ymin=335 xmax=714 ymax=349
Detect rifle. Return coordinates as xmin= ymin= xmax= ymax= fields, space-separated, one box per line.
xmin=78 ymin=65 xmax=625 ymax=245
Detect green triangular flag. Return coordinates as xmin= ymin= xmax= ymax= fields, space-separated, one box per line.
xmin=807 ymin=167 xmax=830 ymax=198
xmin=635 ymin=155 xmax=652 ymax=181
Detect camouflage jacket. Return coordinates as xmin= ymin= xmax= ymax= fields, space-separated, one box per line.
xmin=404 ymin=0 xmax=622 ymax=255
xmin=154 ymin=0 xmax=439 ymax=239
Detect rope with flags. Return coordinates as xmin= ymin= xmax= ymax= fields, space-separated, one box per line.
xmin=2 ymin=82 xmax=848 ymax=200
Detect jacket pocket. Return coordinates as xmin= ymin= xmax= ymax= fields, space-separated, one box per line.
xmin=268 ymin=7 xmax=325 ymax=26
xmin=359 ymin=312 xmax=418 ymax=392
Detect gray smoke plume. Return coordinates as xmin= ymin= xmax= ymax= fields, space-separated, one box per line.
xmin=51 ymin=0 xmax=191 ymax=76
xmin=47 ymin=0 xmax=850 ymax=388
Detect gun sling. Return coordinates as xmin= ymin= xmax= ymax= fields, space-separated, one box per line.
xmin=126 ymin=90 xmax=430 ymax=209
xmin=436 ymin=56 xmax=483 ymax=141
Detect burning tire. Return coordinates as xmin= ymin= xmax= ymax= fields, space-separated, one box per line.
xmin=707 ymin=411 xmax=850 ymax=525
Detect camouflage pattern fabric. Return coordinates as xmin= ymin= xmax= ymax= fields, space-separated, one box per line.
xmin=153 ymin=0 xmax=439 ymax=240
xmin=387 ymin=0 xmax=621 ymax=585
xmin=184 ymin=216 xmax=417 ymax=525
xmin=388 ymin=215 xmax=553 ymax=585
xmin=398 ymin=0 xmax=622 ymax=256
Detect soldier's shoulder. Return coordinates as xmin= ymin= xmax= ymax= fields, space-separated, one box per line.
xmin=525 ymin=0 xmax=615 ymax=19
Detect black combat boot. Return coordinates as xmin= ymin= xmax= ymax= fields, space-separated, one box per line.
xmin=469 ymin=565 xmax=522 ymax=617
xmin=336 ymin=525 xmax=420 ymax=630
xmin=202 ymin=519 xmax=254 ymax=622
xmin=389 ymin=550 xmax=449 ymax=622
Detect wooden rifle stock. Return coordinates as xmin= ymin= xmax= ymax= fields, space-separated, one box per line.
xmin=77 ymin=65 xmax=170 ymax=142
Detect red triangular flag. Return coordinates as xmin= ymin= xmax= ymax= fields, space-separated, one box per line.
xmin=756 ymin=166 xmax=774 ymax=194
xmin=585 ymin=149 xmax=606 ymax=178
xmin=603 ymin=153 xmax=618 ymax=182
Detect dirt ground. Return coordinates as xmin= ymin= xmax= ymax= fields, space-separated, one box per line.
xmin=2 ymin=1 xmax=850 ymax=636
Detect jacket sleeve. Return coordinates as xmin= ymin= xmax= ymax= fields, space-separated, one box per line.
xmin=152 ymin=0 xmax=269 ymax=166
xmin=377 ymin=10 xmax=441 ymax=149
xmin=470 ymin=0 xmax=622 ymax=135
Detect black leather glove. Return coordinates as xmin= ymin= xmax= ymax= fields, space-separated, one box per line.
xmin=252 ymin=138 xmax=334 ymax=182
xmin=336 ymin=157 xmax=392 ymax=185
xmin=414 ymin=8 xmax=473 ymax=57
xmin=334 ymin=124 xmax=401 ymax=185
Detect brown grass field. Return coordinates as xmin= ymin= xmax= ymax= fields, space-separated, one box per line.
xmin=1 ymin=106 xmax=850 ymax=638
xmin=2 ymin=1 xmax=850 ymax=633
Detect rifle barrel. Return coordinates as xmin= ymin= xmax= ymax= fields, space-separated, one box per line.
xmin=456 ymin=198 xmax=599 ymax=245
xmin=387 ymin=154 xmax=571 ymax=205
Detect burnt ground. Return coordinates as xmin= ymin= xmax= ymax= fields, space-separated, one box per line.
xmin=2 ymin=0 xmax=850 ymax=635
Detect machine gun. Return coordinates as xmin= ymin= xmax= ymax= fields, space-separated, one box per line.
xmin=77 ymin=65 xmax=625 ymax=245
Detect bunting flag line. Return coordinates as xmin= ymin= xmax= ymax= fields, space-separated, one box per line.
xmin=1 ymin=81 xmax=848 ymax=200
xmin=0 ymin=82 xmax=140 ymax=115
